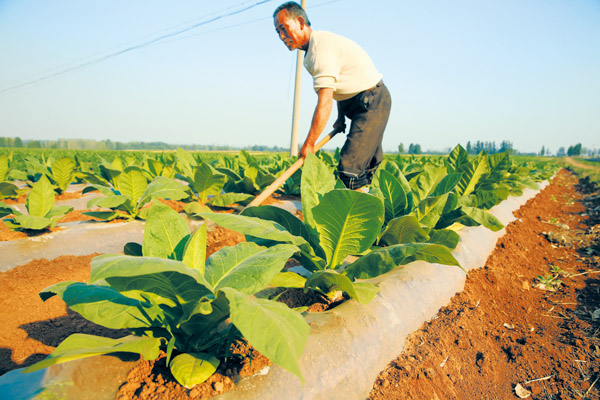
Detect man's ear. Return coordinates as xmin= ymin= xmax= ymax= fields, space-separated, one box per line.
xmin=298 ymin=16 xmax=305 ymax=29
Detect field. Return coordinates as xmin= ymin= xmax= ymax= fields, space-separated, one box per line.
xmin=1 ymin=147 xmax=598 ymax=399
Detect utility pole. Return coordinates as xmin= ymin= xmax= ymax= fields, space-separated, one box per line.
xmin=289 ymin=0 xmax=306 ymax=157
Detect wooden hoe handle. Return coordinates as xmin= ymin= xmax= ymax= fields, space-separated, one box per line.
xmin=242 ymin=129 xmax=341 ymax=210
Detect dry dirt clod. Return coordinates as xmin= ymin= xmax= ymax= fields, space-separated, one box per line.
xmin=515 ymin=383 xmax=532 ymax=398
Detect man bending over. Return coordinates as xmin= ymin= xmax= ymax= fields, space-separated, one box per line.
xmin=273 ymin=1 xmax=391 ymax=191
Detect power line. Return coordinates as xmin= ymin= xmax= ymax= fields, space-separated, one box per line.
xmin=0 ymin=0 xmax=275 ymax=96
xmin=151 ymin=0 xmax=341 ymax=46
xmin=0 ymin=0 xmax=265 ymax=90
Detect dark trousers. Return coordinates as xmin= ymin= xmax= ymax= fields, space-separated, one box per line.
xmin=337 ymin=80 xmax=391 ymax=189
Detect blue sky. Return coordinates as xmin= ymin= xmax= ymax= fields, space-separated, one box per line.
xmin=0 ymin=0 xmax=598 ymax=154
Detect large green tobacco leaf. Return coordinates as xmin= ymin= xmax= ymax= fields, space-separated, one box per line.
xmin=200 ymin=212 xmax=315 ymax=259
xmin=183 ymin=224 xmax=207 ymax=273
xmin=176 ymin=147 xmax=197 ymax=178
xmin=313 ymin=190 xmax=384 ymax=269
xmin=169 ymin=353 xmax=220 ymax=389
xmin=83 ymin=184 xmax=116 ymax=197
xmin=107 ymin=270 xmax=213 ymax=319
xmin=414 ymin=193 xmax=453 ymax=228
xmin=52 ymin=157 xmax=76 ymax=192
xmin=446 ymin=144 xmax=469 ymax=172
xmin=222 ymin=288 xmax=309 ymax=383
xmin=90 ymin=254 xmax=210 ymax=290
xmin=253 ymin=168 xmax=277 ymax=190
xmin=137 ymin=176 xmax=190 ymax=207
xmin=191 ymin=163 xmax=227 ymax=203
xmin=378 ymin=170 xmax=408 ymax=224
xmin=205 ymin=242 xmax=298 ymax=295
xmin=306 ymin=270 xmax=378 ymax=304
xmin=377 ymin=160 xmax=404 ymax=182
xmin=12 ymin=215 xmax=53 ymax=230
xmin=409 ymin=165 xmax=447 ymax=203
xmin=146 ymin=158 xmax=164 ymax=178
xmin=430 ymin=173 xmax=463 ymax=197
xmin=42 ymin=281 xmax=157 ymax=329
xmin=0 ymin=200 xmax=17 ymax=218
xmin=46 ymin=205 xmax=74 ymax=219
xmin=24 ymin=334 xmax=161 ymax=373
xmin=99 ymin=164 xmax=121 ymax=187
xmin=269 ymin=271 xmax=307 ymax=289
xmin=237 ymin=150 xmax=254 ymax=171
xmin=301 ymin=152 xmax=336 ymax=231
xmin=209 ymin=193 xmax=253 ymax=207
xmin=82 ymin=211 xmax=125 ymax=221
xmin=26 ymin=175 xmax=55 ymax=217
xmin=483 ymin=152 xmax=510 ymax=183
xmin=142 ymin=203 xmax=189 ymax=259
xmin=0 ymin=154 xmax=8 ymax=181
xmin=454 ymin=155 xmax=490 ymax=196
xmin=427 ymin=229 xmax=460 ymax=250
xmin=440 ymin=206 xmax=504 ymax=232
xmin=0 ymin=182 xmax=19 ymax=200
xmin=379 ymin=215 xmax=430 ymax=246
xmin=116 ymin=169 xmax=148 ymax=202
xmin=87 ymin=195 xmax=129 ymax=209
xmin=241 ymin=205 xmax=322 ymax=257
xmin=344 ymin=243 xmax=461 ymax=280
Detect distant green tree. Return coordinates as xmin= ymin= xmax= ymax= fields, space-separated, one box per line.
xmin=398 ymin=143 xmax=404 ymax=153
xmin=14 ymin=137 xmax=23 ymax=147
xmin=408 ymin=143 xmax=421 ymax=154
xmin=567 ymin=143 xmax=582 ymax=156
xmin=540 ymin=146 xmax=545 ymax=156
xmin=499 ymin=140 xmax=514 ymax=154
xmin=466 ymin=141 xmax=472 ymax=154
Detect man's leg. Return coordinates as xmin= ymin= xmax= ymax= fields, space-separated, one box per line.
xmin=338 ymin=81 xmax=391 ymax=190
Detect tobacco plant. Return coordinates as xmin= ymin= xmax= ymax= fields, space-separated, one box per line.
xmin=0 ymin=175 xmax=73 ymax=231
xmin=26 ymin=202 xmax=309 ymax=388
xmin=201 ymin=153 xmax=461 ymax=304
xmin=83 ymin=171 xmax=190 ymax=220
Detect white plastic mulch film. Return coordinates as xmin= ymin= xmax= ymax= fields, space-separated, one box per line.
xmin=214 ymin=183 xmax=548 ymax=400
xmin=0 ymin=182 xmax=548 ymax=400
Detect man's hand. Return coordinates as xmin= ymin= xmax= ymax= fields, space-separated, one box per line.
xmin=333 ymin=118 xmax=346 ymax=133
xmin=300 ymin=141 xmax=314 ymax=158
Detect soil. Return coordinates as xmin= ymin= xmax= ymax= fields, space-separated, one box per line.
xmin=1 ymin=169 xmax=598 ymax=399
xmin=2 ymin=190 xmax=83 ymax=205
xmin=369 ymin=169 xmax=600 ymax=400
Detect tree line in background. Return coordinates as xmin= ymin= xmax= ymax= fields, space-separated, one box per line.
xmin=0 ymin=136 xmax=596 ymax=157
xmin=398 ymin=140 xmax=514 ymax=155
xmin=0 ymin=137 xmax=288 ymax=152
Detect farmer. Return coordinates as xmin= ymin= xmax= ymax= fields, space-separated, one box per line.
xmin=273 ymin=1 xmax=391 ymax=191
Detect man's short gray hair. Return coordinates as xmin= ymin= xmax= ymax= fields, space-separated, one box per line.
xmin=273 ymin=1 xmax=311 ymax=26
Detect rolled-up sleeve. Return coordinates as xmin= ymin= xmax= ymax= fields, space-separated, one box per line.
xmin=307 ymin=39 xmax=341 ymax=92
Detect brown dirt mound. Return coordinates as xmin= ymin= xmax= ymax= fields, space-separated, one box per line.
xmin=369 ymin=169 xmax=600 ymax=400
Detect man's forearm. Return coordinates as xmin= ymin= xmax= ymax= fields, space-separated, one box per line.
xmin=305 ymin=88 xmax=333 ymax=146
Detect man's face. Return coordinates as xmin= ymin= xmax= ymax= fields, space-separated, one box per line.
xmin=274 ymin=9 xmax=306 ymax=51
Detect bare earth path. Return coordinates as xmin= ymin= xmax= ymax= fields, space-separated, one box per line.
xmin=369 ymin=169 xmax=600 ymax=400
xmin=565 ymin=157 xmax=600 ymax=171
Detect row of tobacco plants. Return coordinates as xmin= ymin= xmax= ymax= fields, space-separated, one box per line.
xmin=1 ymin=145 xmax=557 ymax=388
